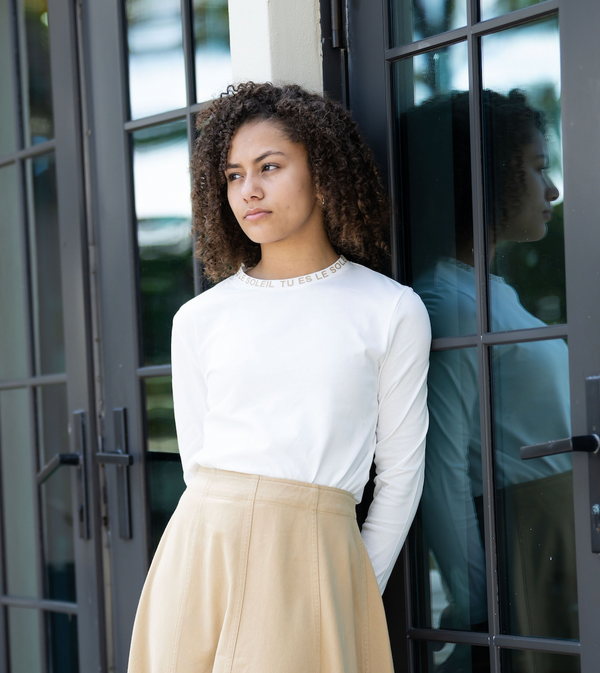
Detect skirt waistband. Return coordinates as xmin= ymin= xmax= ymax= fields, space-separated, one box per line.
xmin=188 ymin=467 xmax=357 ymax=519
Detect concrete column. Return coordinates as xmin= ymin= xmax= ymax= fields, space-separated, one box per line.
xmin=228 ymin=0 xmax=323 ymax=93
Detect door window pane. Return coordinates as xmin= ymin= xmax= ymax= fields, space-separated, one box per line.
xmin=147 ymin=453 xmax=185 ymax=557
xmin=37 ymin=385 xmax=75 ymax=602
xmin=41 ymin=471 xmax=76 ymax=603
xmin=46 ymin=612 xmax=79 ymax=673
xmin=7 ymin=607 xmax=42 ymax=672
xmin=481 ymin=16 xmax=565 ymax=330
xmin=193 ymin=0 xmax=232 ymax=103
xmin=126 ymin=0 xmax=187 ymax=119
xmin=392 ymin=43 xmax=474 ymax=338
xmin=481 ymin=0 xmax=548 ymax=22
xmin=132 ymin=120 xmax=194 ymax=366
xmin=501 ymin=648 xmax=579 ymax=673
xmin=0 ymin=164 xmax=28 ymax=380
xmin=414 ymin=640 xmax=489 ymax=672
xmin=413 ymin=348 xmax=487 ymax=632
xmin=389 ymin=0 xmax=467 ymax=48
xmin=492 ymin=340 xmax=578 ymax=639
xmin=144 ymin=376 xmax=178 ymax=454
xmin=0 ymin=0 xmax=18 ymax=155
xmin=27 ymin=152 xmax=66 ymax=375
xmin=143 ymin=377 xmax=185 ymax=557
xmin=36 ymin=384 xmax=68 ymax=467
xmin=0 ymin=388 xmax=37 ymax=598
xmin=17 ymin=0 xmax=54 ymax=145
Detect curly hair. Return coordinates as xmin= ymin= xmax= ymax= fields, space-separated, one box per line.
xmin=482 ymin=89 xmax=546 ymax=230
xmin=190 ymin=82 xmax=390 ymax=281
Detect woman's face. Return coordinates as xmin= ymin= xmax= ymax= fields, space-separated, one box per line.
xmin=499 ymin=128 xmax=560 ymax=243
xmin=225 ymin=120 xmax=323 ymax=247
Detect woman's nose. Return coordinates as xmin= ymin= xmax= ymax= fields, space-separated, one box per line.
xmin=545 ymin=174 xmax=559 ymax=202
xmin=241 ymin=174 xmax=263 ymax=202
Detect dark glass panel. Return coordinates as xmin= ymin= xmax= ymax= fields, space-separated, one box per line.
xmin=145 ymin=376 xmax=178 ymax=454
xmin=126 ymin=0 xmax=186 ymax=119
xmin=392 ymin=42 xmax=474 ymax=338
xmin=0 ymin=164 xmax=28 ymax=380
xmin=36 ymin=383 xmax=68 ymax=466
xmin=501 ymin=648 xmax=579 ymax=673
xmin=144 ymin=376 xmax=185 ymax=556
xmin=0 ymin=388 xmax=37 ymax=597
xmin=0 ymin=0 xmax=18 ymax=155
xmin=414 ymin=640 xmax=489 ymax=672
xmin=481 ymin=17 xmax=565 ymax=330
xmin=481 ymin=0 xmax=548 ymax=21
xmin=46 ymin=612 xmax=79 ymax=673
xmin=28 ymin=152 xmax=65 ymax=375
xmin=18 ymin=0 xmax=54 ymax=145
xmin=492 ymin=340 xmax=578 ymax=639
xmin=413 ymin=348 xmax=487 ymax=633
xmin=389 ymin=0 xmax=467 ymax=48
xmin=147 ymin=453 xmax=185 ymax=558
xmin=36 ymin=384 xmax=76 ymax=602
xmin=193 ymin=0 xmax=231 ymax=103
xmin=132 ymin=121 xmax=193 ymax=365
xmin=7 ymin=606 xmax=42 ymax=672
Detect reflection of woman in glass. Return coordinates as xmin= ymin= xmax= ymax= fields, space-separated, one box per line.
xmin=127 ymin=82 xmax=431 ymax=672
xmin=410 ymin=90 xmax=577 ymax=666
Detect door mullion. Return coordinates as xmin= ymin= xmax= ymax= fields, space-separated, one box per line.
xmin=467 ymin=5 xmax=501 ymax=669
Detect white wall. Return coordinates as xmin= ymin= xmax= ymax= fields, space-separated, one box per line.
xmin=228 ymin=0 xmax=323 ymax=93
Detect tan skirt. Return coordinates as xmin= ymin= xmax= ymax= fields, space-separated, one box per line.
xmin=127 ymin=467 xmax=394 ymax=673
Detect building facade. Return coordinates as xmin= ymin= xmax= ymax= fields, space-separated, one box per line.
xmin=0 ymin=0 xmax=599 ymax=672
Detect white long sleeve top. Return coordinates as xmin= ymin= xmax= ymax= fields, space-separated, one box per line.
xmin=171 ymin=255 xmax=431 ymax=592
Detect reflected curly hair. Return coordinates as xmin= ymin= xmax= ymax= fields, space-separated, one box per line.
xmin=190 ymin=82 xmax=389 ymax=281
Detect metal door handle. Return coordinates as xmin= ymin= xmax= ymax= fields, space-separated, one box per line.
xmin=520 ymin=376 xmax=600 ymax=554
xmin=95 ymin=452 xmax=133 ymax=466
xmin=95 ymin=408 xmax=133 ymax=539
xmin=37 ymin=453 xmax=81 ymax=484
xmin=520 ymin=434 xmax=600 ymax=460
xmin=37 ymin=411 xmax=90 ymax=539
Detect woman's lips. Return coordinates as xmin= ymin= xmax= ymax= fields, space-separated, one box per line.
xmin=245 ymin=209 xmax=271 ymax=221
xmin=542 ymin=210 xmax=552 ymax=221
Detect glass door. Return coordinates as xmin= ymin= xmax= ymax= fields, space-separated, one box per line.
xmin=82 ymin=1 xmax=232 ymax=670
xmin=0 ymin=0 xmax=105 ymax=671
xmin=348 ymin=0 xmax=600 ymax=671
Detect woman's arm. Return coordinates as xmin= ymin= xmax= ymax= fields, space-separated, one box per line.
xmin=361 ymin=288 xmax=431 ymax=592
xmin=171 ymin=308 xmax=209 ymax=486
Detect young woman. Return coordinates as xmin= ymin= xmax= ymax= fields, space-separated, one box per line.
xmin=127 ymin=82 xmax=431 ymax=673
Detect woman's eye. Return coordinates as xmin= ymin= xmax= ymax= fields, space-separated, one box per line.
xmin=227 ymin=172 xmax=241 ymax=182
xmin=262 ymin=163 xmax=278 ymax=172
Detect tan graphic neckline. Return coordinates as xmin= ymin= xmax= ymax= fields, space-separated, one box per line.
xmin=235 ymin=255 xmax=348 ymax=289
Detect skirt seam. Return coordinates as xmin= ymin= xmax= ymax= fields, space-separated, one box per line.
xmin=312 ymin=492 xmax=322 ymax=673
xmin=169 ymin=476 xmax=211 ymax=672
xmin=225 ymin=478 xmax=260 ymax=672
xmin=360 ymin=538 xmax=371 ymax=673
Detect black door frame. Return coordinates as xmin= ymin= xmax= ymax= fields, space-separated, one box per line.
xmin=346 ymin=0 xmax=600 ymax=671
xmin=0 ymin=0 xmax=106 ymax=670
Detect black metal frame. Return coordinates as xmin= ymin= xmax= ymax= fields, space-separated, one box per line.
xmin=347 ymin=0 xmax=600 ymax=671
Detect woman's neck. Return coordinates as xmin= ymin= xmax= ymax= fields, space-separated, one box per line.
xmin=246 ymin=240 xmax=339 ymax=281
